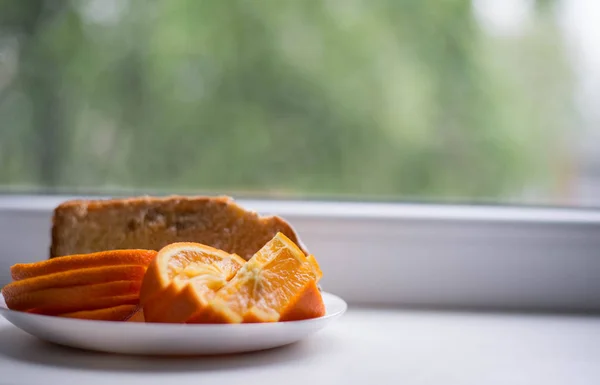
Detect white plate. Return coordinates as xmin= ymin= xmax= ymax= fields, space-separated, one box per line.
xmin=0 ymin=292 xmax=346 ymax=356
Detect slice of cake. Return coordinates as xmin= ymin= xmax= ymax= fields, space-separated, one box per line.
xmin=50 ymin=195 xmax=306 ymax=260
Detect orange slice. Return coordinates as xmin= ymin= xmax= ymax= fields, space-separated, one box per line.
xmin=279 ymin=280 xmax=325 ymax=321
xmin=27 ymin=294 xmax=141 ymax=316
xmin=193 ymin=232 xmax=324 ymax=324
xmin=307 ymin=254 xmax=323 ymax=283
xmin=7 ymin=280 xmax=142 ymax=313
xmin=140 ymin=242 xmax=245 ymax=323
xmin=11 ymin=250 xmax=157 ymax=281
xmin=2 ymin=265 xmax=147 ymax=299
xmin=126 ymin=307 xmax=145 ymax=322
xmin=58 ymin=304 xmax=139 ymax=321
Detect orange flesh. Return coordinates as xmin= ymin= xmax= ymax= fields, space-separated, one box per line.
xmin=279 ymin=280 xmax=325 ymax=321
xmin=139 ymin=242 xmax=243 ymax=306
xmin=197 ymin=233 xmax=323 ymax=324
xmin=140 ymin=242 xmax=245 ymax=323
xmin=307 ymin=254 xmax=323 ymax=282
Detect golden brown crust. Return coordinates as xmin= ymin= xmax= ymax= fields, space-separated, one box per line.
xmin=49 ymin=195 xmax=306 ymax=260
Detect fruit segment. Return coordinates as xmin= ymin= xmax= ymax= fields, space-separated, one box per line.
xmin=126 ymin=307 xmax=145 ymax=322
xmin=279 ymin=280 xmax=325 ymax=322
xmin=145 ymin=280 xmax=213 ymax=323
xmin=2 ymin=265 xmax=147 ymax=299
xmin=195 ymin=232 xmax=324 ymax=324
xmin=58 ymin=304 xmax=139 ymax=321
xmin=10 ymin=250 xmax=157 ymax=281
xmin=140 ymin=242 xmax=244 ymax=305
xmin=306 ymin=254 xmax=323 ymax=283
xmin=8 ymin=280 xmax=142 ymax=313
xmin=140 ymin=242 xmax=245 ymax=323
xmin=27 ymin=294 xmax=141 ymax=316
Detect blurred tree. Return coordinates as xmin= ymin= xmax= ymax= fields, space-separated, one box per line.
xmin=0 ymin=0 xmax=575 ymax=204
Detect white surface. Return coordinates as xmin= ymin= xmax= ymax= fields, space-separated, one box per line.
xmin=1 ymin=195 xmax=600 ymax=312
xmin=0 ymin=292 xmax=346 ymax=355
xmin=0 ymin=307 xmax=598 ymax=385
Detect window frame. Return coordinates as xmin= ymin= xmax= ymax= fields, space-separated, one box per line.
xmin=1 ymin=194 xmax=599 ymax=312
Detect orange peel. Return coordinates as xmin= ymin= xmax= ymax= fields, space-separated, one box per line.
xmin=11 ymin=250 xmax=156 ymax=281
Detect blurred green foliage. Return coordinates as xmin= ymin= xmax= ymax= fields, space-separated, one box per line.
xmin=0 ymin=0 xmax=575 ymax=203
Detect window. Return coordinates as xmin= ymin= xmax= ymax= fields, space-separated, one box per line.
xmin=1 ymin=0 xmax=598 ymax=207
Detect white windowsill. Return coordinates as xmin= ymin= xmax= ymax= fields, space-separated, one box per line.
xmin=0 ymin=307 xmax=599 ymax=385
xmin=2 ymin=194 xmax=600 ymax=223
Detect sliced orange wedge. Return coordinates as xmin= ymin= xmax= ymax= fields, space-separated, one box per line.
xmin=279 ymin=280 xmax=325 ymax=321
xmin=10 ymin=250 xmax=156 ymax=281
xmin=307 ymin=254 xmax=323 ymax=283
xmin=58 ymin=304 xmax=139 ymax=321
xmin=192 ymin=232 xmax=325 ymax=324
xmin=140 ymin=242 xmax=246 ymax=323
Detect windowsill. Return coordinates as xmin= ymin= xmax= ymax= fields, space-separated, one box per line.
xmin=2 ymin=194 xmax=600 ymax=223
xmin=0 ymin=306 xmax=599 ymax=384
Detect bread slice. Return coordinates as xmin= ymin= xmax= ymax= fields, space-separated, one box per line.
xmin=50 ymin=195 xmax=307 ymax=260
